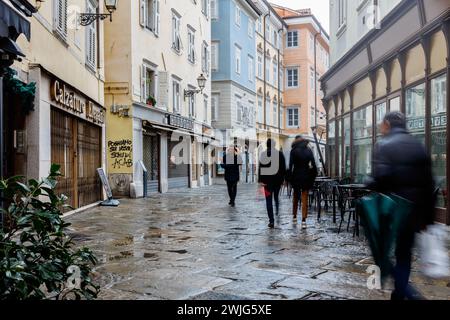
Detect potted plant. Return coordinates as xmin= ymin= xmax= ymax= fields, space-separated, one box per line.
xmin=146 ymin=95 xmax=157 ymax=107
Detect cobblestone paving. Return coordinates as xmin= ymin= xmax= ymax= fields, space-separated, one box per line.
xmin=67 ymin=184 xmax=450 ymax=300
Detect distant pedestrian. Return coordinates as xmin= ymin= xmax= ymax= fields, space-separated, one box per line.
xmin=367 ymin=111 xmax=435 ymax=300
xmin=287 ymin=135 xmax=318 ymax=229
xmin=221 ymin=146 xmax=243 ymax=207
xmin=258 ymin=139 xmax=286 ymax=228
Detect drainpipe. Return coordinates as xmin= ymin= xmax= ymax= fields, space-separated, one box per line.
xmin=263 ymin=11 xmax=270 ymax=131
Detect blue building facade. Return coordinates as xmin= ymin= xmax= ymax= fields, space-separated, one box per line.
xmin=211 ymin=0 xmax=261 ymax=183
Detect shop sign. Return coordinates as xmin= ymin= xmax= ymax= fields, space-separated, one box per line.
xmin=51 ymin=80 xmax=105 ymax=124
xmin=167 ymin=113 xmax=194 ymax=131
xmin=407 ymin=114 xmax=446 ymax=131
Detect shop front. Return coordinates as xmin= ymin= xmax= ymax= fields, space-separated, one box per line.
xmin=38 ymin=72 xmax=105 ymax=209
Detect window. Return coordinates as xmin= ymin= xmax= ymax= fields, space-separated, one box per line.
xmin=235 ymin=5 xmax=241 ymax=27
xmin=431 ymin=74 xmax=447 ymax=208
xmin=211 ymin=93 xmax=219 ymax=121
xmin=203 ymin=96 xmax=208 ymax=123
xmin=266 ymin=24 xmax=270 ymax=38
xmin=273 ymin=99 xmax=278 ymax=127
xmin=141 ymin=64 xmax=157 ymax=105
xmin=211 ymin=42 xmax=219 ymax=71
xmin=309 ymin=33 xmax=314 ymax=56
xmin=188 ymin=28 xmax=196 ymax=63
xmin=265 ymin=57 xmax=270 ymax=83
xmin=389 ymin=96 xmax=400 ymax=112
xmin=235 ymin=45 xmax=241 ymax=74
xmin=140 ymin=0 xmax=160 ymax=36
xmin=257 ymin=53 xmax=263 ymax=78
xmin=85 ymin=0 xmax=97 ymax=70
xmin=265 ymin=96 xmax=271 ymax=125
xmin=287 ymin=68 xmax=298 ymax=88
xmin=248 ymin=20 xmax=254 ymax=38
xmin=257 ymin=17 xmax=262 ymax=33
xmin=257 ymin=95 xmax=263 ymax=124
xmin=353 ymin=105 xmax=373 ymax=182
xmin=54 ymin=0 xmax=68 ymax=39
xmin=338 ymin=0 xmax=347 ymax=29
xmin=273 ymin=30 xmax=278 ymax=47
xmin=287 ymin=107 xmax=299 ymax=127
xmin=248 ymin=56 xmax=254 ymax=82
xmin=287 ymin=31 xmax=298 ymax=48
xmin=236 ymin=96 xmax=243 ymax=123
xmin=375 ymin=102 xmax=387 ymax=136
xmin=310 ymin=68 xmax=315 ymax=90
xmin=280 ymin=68 xmax=283 ymax=91
xmin=201 ymin=0 xmax=209 ymax=18
xmin=273 ymin=60 xmax=278 ymax=87
xmin=201 ymin=41 xmax=209 ymax=74
xmin=172 ymin=12 xmax=182 ymax=52
xmin=211 ymin=0 xmax=218 ymax=19
xmin=188 ymin=86 xmax=196 ymax=118
xmin=172 ymin=77 xmax=181 ymax=113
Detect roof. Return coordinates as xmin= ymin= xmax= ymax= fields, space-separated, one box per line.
xmin=245 ymin=0 xmax=262 ymax=16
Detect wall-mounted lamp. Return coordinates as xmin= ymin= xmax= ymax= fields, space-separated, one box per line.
xmin=80 ymin=0 xmax=118 ymax=26
xmin=111 ymin=104 xmax=130 ymax=117
xmin=184 ymin=74 xmax=207 ymax=100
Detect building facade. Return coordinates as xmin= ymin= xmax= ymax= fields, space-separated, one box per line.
xmin=252 ymin=0 xmax=286 ymax=150
xmin=273 ymin=5 xmax=329 ymax=172
xmin=104 ymin=0 xmax=212 ymax=197
xmin=322 ymin=0 xmax=450 ymax=224
xmin=211 ymin=0 xmax=261 ymax=184
xmin=13 ymin=0 xmax=106 ymax=209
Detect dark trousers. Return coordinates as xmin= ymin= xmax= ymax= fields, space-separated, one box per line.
xmin=226 ymin=181 xmax=238 ymax=204
xmin=264 ymin=185 xmax=281 ymax=223
xmin=391 ymin=221 xmax=417 ymax=300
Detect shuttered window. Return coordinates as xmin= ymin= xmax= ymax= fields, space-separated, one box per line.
xmin=86 ymin=0 xmax=97 ymax=70
xmin=140 ymin=0 xmax=160 ymax=36
xmin=201 ymin=42 xmax=209 ymax=75
xmin=54 ymin=0 xmax=68 ymax=39
xmin=211 ymin=42 xmax=218 ymax=71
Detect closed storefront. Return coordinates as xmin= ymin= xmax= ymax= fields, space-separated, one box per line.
xmin=48 ymin=76 xmax=105 ymax=209
xmin=142 ymin=132 xmax=160 ymax=194
xmin=168 ymin=137 xmax=189 ymax=190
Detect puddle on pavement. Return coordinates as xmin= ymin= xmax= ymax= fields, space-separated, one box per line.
xmin=112 ymin=236 xmax=134 ymax=247
xmin=167 ymin=249 xmax=188 ymax=254
xmin=109 ymin=251 xmax=133 ymax=261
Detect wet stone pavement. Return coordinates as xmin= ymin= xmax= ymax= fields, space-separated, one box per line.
xmin=67 ymin=184 xmax=450 ymax=300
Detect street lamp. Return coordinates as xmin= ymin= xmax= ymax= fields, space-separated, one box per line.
xmin=80 ymin=0 xmax=118 ymax=26
xmin=184 ymin=74 xmax=207 ymax=99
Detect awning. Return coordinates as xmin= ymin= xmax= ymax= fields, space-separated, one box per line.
xmin=0 ymin=0 xmax=31 ymax=41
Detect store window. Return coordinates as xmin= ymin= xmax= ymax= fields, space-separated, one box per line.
xmin=431 ymin=74 xmax=447 ymax=208
xmin=389 ymin=96 xmax=400 ymax=112
xmin=375 ymin=101 xmax=386 ymax=137
xmin=405 ymin=83 xmax=426 ymax=143
xmin=343 ymin=115 xmax=351 ymax=178
xmin=353 ymin=105 xmax=373 ymax=183
xmin=328 ymin=120 xmax=336 ymax=177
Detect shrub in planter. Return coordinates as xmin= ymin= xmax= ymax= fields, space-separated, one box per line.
xmin=0 ymin=164 xmax=99 ymax=300
xmin=146 ymin=95 xmax=157 ymax=106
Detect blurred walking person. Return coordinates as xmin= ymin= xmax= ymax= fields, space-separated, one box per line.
xmin=221 ymin=145 xmax=243 ymax=207
xmin=367 ymin=112 xmax=435 ymax=300
xmin=258 ymin=139 xmax=286 ymax=228
xmin=287 ymin=135 xmax=317 ymax=229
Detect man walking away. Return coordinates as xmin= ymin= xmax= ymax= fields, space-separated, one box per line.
xmin=258 ymin=139 xmax=286 ymax=228
xmin=221 ymin=146 xmax=243 ymax=207
xmin=367 ymin=112 xmax=435 ymax=300
xmin=288 ymin=135 xmax=318 ymax=229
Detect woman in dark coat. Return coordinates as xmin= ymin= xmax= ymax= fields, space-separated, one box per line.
xmin=288 ymin=135 xmax=317 ymax=229
xmin=221 ymin=146 xmax=242 ymax=207
xmin=258 ymin=139 xmax=286 ymax=228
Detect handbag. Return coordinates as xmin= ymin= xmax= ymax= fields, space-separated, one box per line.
xmin=417 ymin=224 xmax=450 ymax=279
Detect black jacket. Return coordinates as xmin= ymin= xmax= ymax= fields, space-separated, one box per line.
xmin=288 ymin=140 xmax=318 ymax=190
xmin=367 ymin=127 xmax=435 ymax=229
xmin=258 ymin=148 xmax=286 ymax=187
xmin=221 ymin=152 xmax=243 ymax=183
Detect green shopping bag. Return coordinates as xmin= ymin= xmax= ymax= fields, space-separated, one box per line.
xmin=356 ymin=193 xmax=413 ymax=279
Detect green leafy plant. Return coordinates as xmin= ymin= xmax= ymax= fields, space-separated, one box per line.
xmin=0 ymin=164 xmax=99 ymax=300
xmin=146 ymin=95 xmax=157 ymax=106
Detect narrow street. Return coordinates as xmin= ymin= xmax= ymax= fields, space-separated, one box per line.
xmin=67 ymin=184 xmax=450 ymax=300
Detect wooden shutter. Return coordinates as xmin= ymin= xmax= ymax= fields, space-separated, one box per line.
xmin=55 ymin=0 xmax=68 ymax=37
xmin=141 ymin=65 xmax=147 ymax=103
xmin=86 ymin=1 xmax=96 ymax=69
xmin=154 ymin=0 xmax=160 ymax=36
xmin=140 ymin=0 xmax=146 ymax=27
xmin=158 ymin=71 xmax=168 ymax=109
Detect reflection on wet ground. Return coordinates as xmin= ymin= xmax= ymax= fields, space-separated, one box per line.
xmin=67 ymin=184 xmax=450 ymax=300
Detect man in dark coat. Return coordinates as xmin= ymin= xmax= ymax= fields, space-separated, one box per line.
xmin=288 ymin=135 xmax=318 ymax=229
xmin=258 ymin=139 xmax=286 ymax=228
xmin=367 ymin=111 xmax=435 ymax=300
xmin=221 ymin=146 xmax=243 ymax=207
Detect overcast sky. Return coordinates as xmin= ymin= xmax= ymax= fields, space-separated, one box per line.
xmin=270 ymin=0 xmax=330 ymax=33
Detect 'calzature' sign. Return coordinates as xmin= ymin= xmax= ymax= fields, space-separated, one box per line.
xmin=51 ymin=80 xmax=105 ymax=124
